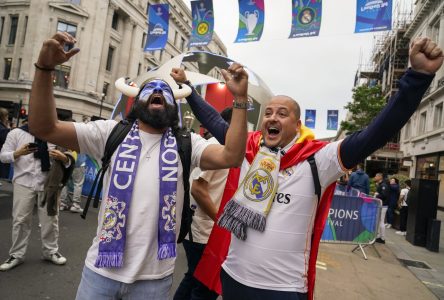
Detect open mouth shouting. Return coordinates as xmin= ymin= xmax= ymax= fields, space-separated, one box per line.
xmin=266 ymin=125 xmax=281 ymax=140
xmin=148 ymin=93 xmax=166 ymax=110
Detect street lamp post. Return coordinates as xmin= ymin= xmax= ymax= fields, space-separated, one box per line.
xmin=98 ymin=93 xmax=105 ymax=118
xmin=90 ymin=91 xmax=106 ymax=118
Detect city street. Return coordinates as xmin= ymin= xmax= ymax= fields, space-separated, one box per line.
xmin=0 ymin=181 xmax=441 ymax=299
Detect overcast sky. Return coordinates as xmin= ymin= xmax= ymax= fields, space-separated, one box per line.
xmin=184 ymin=0 xmax=414 ymax=138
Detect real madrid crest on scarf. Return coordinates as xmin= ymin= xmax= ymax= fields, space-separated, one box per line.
xmin=218 ymin=147 xmax=280 ymax=240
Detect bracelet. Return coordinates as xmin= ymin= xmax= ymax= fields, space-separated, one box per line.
xmin=233 ymin=100 xmax=248 ymax=109
xmin=34 ymin=63 xmax=55 ymax=72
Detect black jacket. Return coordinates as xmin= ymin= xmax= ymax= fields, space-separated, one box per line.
xmin=376 ymin=180 xmax=390 ymax=206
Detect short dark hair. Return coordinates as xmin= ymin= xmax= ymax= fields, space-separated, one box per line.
xmin=220 ymin=107 xmax=233 ymax=124
xmin=405 ymin=179 xmax=411 ymax=187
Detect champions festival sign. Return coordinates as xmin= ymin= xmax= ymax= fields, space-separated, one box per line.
xmin=189 ymin=0 xmax=214 ymax=47
xmin=355 ymin=0 xmax=392 ymax=33
xmin=235 ymin=0 xmax=265 ymax=43
xmin=144 ymin=4 xmax=169 ymax=51
xmin=289 ymin=0 xmax=322 ymax=39
xmin=321 ymin=190 xmax=381 ymax=244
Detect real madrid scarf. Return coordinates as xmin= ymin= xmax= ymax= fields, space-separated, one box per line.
xmin=218 ymin=146 xmax=281 ymax=240
xmin=95 ymin=122 xmax=178 ymax=268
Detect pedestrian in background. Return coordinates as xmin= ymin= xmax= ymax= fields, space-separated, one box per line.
xmin=396 ymin=179 xmax=411 ymax=236
xmin=0 ymin=125 xmax=70 ymax=271
xmin=347 ymin=163 xmax=370 ymax=194
xmin=374 ymin=173 xmax=390 ymax=244
xmin=387 ymin=177 xmax=400 ymax=229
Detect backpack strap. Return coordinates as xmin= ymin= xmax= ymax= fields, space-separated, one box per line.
xmin=175 ymin=128 xmax=193 ymax=243
xmin=81 ymin=120 xmax=132 ymax=219
xmin=307 ymin=154 xmax=321 ymax=203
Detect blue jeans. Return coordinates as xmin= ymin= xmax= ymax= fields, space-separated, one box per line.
xmin=174 ymin=239 xmax=219 ymax=300
xmin=75 ymin=266 xmax=172 ymax=300
xmin=220 ymin=268 xmax=308 ymax=300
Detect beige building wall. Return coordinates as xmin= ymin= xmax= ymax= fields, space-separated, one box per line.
xmin=0 ymin=0 xmax=227 ymax=122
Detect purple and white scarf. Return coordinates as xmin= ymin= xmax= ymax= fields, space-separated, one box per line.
xmin=95 ymin=122 xmax=178 ymax=268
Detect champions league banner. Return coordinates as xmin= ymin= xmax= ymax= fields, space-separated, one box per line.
xmin=289 ymin=0 xmax=322 ymax=39
xmin=321 ymin=193 xmax=381 ymax=243
xmin=144 ymin=4 xmax=169 ymax=51
xmin=304 ymin=109 xmax=316 ymax=129
xmin=355 ymin=0 xmax=392 ymax=33
xmin=235 ymin=0 xmax=265 ymax=43
xmin=327 ymin=110 xmax=338 ymax=130
xmin=189 ymin=0 xmax=214 ymax=47
xmin=82 ymin=155 xmax=100 ymax=197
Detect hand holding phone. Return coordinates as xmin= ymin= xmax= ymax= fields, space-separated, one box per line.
xmin=27 ymin=142 xmax=39 ymax=150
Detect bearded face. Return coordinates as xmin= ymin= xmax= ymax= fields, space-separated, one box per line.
xmin=133 ymin=79 xmax=179 ymax=129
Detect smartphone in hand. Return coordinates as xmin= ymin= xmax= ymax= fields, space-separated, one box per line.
xmin=27 ymin=142 xmax=39 ymax=149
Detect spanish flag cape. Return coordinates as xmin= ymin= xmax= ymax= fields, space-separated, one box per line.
xmin=194 ymin=127 xmax=337 ymax=300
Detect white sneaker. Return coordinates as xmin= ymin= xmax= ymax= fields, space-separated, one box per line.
xmin=0 ymin=256 xmax=23 ymax=271
xmin=395 ymin=231 xmax=407 ymax=236
xmin=386 ymin=224 xmax=392 ymax=229
xmin=43 ymin=252 xmax=67 ymax=265
xmin=59 ymin=204 xmax=69 ymax=211
xmin=70 ymin=205 xmax=83 ymax=213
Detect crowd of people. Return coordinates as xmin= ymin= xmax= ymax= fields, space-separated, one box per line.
xmin=0 ymin=31 xmax=441 ymax=300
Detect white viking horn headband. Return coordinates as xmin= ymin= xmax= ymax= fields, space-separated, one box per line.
xmin=115 ymin=77 xmax=192 ymax=99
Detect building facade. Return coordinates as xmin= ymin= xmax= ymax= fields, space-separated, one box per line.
xmin=0 ymin=0 xmax=227 ymax=123
xmin=399 ymin=0 xmax=444 ymax=208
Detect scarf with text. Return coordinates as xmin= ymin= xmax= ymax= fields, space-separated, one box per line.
xmin=95 ymin=122 xmax=178 ymax=268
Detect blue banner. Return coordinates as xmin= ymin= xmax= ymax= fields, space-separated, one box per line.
xmin=327 ymin=110 xmax=338 ymax=130
xmin=235 ymin=0 xmax=265 ymax=43
xmin=289 ymin=0 xmax=322 ymax=39
xmin=305 ymin=109 xmax=316 ymax=129
xmin=81 ymin=155 xmax=99 ymax=197
xmin=322 ymin=192 xmax=381 ymax=244
xmin=145 ymin=4 xmax=169 ymax=51
xmin=189 ymin=0 xmax=214 ymax=47
xmin=355 ymin=0 xmax=392 ymax=33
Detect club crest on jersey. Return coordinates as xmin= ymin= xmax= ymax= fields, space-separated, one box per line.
xmin=243 ymin=158 xmax=276 ymax=202
xmin=281 ymin=167 xmax=294 ymax=178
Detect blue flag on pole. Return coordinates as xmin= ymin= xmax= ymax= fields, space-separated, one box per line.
xmin=327 ymin=110 xmax=338 ymax=130
xmin=289 ymin=0 xmax=322 ymax=39
xmin=305 ymin=109 xmax=316 ymax=129
xmin=235 ymin=0 xmax=265 ymax=43
xmin=355 ymin=0 xmax=392 ymax=33
xmin=145 ymin=4 xmax=169 ymax=51
xmin=190 ymin=0 xmax=214 ymax=47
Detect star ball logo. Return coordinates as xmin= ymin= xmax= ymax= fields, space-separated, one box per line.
xmin=197 ymin=21 xmax=210 ymax=35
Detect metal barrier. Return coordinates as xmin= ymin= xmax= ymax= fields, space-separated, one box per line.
xmin=321 ymin=185 xmax=382 ymax=260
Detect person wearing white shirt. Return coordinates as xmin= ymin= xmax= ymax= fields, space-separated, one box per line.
xmin=0 ymin=127 xmax=69 ymax=271
xmin=396 ymin=179 xmax=411 ymax=236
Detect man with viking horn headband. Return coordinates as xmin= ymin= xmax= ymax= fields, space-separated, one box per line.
xmin=186 ymin=38 xmax=443 ymax=300
xmin=28 ymin=32 xmax=249 ymax=300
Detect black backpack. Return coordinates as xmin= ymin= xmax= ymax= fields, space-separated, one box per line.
xmin=80 ymin=120 xmax=193 ymax=243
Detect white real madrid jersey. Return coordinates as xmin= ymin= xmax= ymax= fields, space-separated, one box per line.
xmin=222 ymin=141 xmax=344 ymax=292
